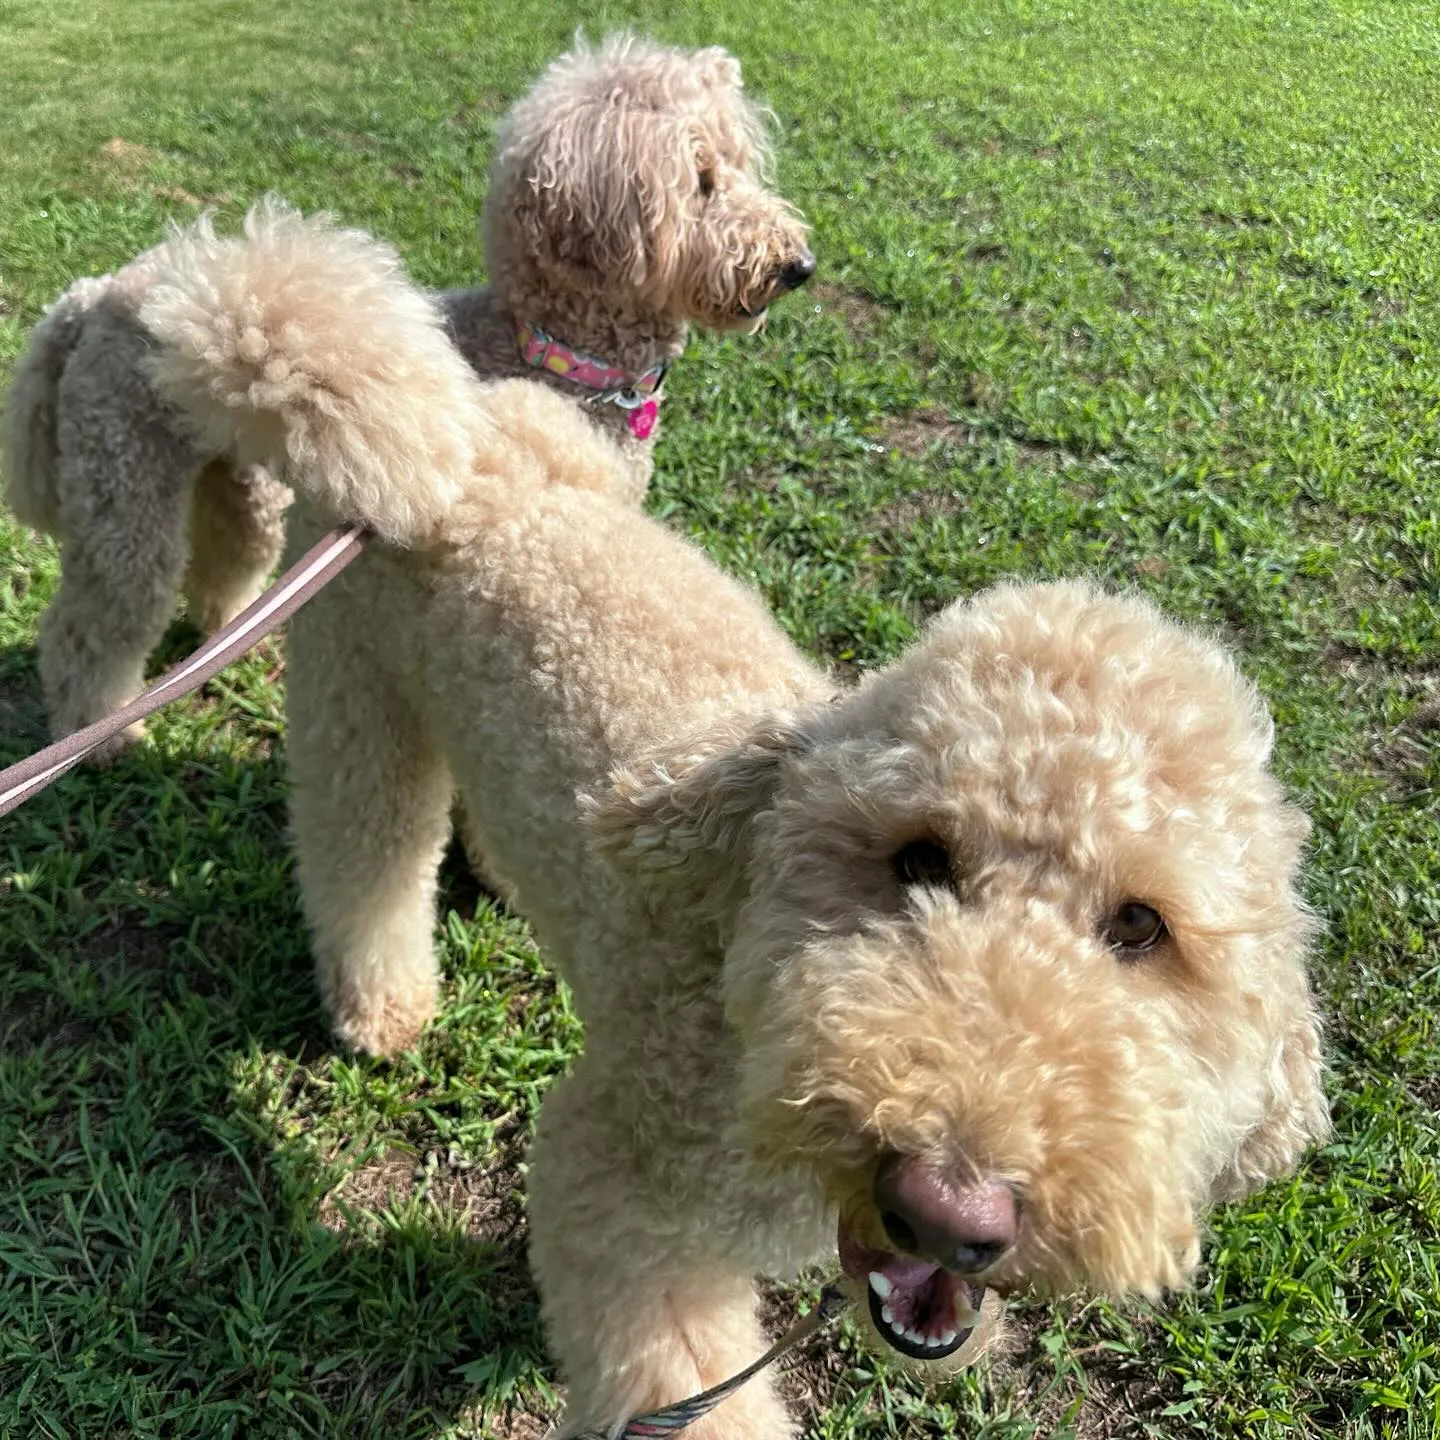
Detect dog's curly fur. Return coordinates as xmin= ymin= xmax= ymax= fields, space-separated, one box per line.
xmin=139 ymin=206 xmax=1329 ymax=1439
xmin=1 ymin=33 xmax=810 ymax=760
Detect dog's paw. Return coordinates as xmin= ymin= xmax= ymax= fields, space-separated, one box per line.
xmin=330 ymin=1001 xmax=433 ymax=1059
xmin=189 ymin=580 xmax=266 ymax=636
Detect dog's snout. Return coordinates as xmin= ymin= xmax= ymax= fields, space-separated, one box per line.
xmin=777 ymin=249 xmax=817 ymax=292
xmin=874 ymin=1154 xmax=1017 ymax=1274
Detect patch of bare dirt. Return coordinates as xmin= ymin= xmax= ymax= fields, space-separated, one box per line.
xmin=77 ymin=919 xmax=176 ymax=978
xmin=811 ymin=281 xmax=893 ymax=339
xmin=879 ymin=406 xmax=976 ymax=460
xmin=965 ymin=370 xmax=1004 ymax=410
xmin=0 ymin=977 xmax=99 ymax=1056
xmin=481 ymin=1399 xmax=562 ymax=1440
xmin=823 ymin=650 xmax=864 ymax=688
xmin=865 ymin=487 xmax=967 ymax=550
xmin=153 ymin=185 xmax=204 ymax=206
xmin=319 ymin=1128 xmax=529 ymax=1245
xmin=95 ymin=138 xmax=227 ymax=206
xmin=98 ymin=136 xmax=158 ymax=168
xmin=421 ymin=1133 xmax=529 ymax=1243
xmin=991 ymin=1307 xmax=1180 ymax=1438
xmin=2 ymin=916 xmax=187 ymax=1057
xmin=0 ymin=993 xmax=95 ymax=1056
xmin=1370 ymin=293 xmax=1407 ymax=323
xmin=758 ymin=1286 xmax=1183 ymax=1440
xmin=448 ymin=90 xmax=508 ymax=127
xmin=318 ymin=1149 xmax=418 ymax=1232
xmin=1408 ymin=696 xmax=1440 ymax=731
xmin=1373 ymin=694 xmax=1439 ymax=784
xmin=1199 ymin=209 xmax=1275 ymax=230
xmin=756 ymin=1280 xmax=859 ymax=1429
xmin=1409 ymin=1074 xmax=1440 ymax=1112
xmin=1328 ymin=652 xmax=1440 ymax=784
xmin=1409 ymin=1070 xmax=1440 ymax=1112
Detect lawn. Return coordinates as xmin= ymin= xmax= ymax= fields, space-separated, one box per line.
xmin=2 ymin=0 xmax=1439 ymax=1435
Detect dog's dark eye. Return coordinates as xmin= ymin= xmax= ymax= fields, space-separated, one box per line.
xmin=698 ymin=169 xmax=716 ymax=198
xmin=1105 ymin=901 xmax=1168 ymax=955
xmin=892 ymin=838 xmax=954 ymax=892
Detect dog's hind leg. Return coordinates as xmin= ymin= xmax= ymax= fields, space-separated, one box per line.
xmin=528 ymin=1063 xmax=797 ymax=1440
xmin=287 ymin=590 xmax=453 ymax=1057
xmin=182 ymin=460 xmax=291 ymax=634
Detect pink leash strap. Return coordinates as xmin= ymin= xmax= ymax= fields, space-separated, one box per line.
xmin=0 ymin=523 xmax=368 ymax=820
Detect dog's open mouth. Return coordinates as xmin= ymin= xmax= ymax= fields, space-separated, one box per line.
xmin=838 ymin=1220 xmax=983 ymax=1360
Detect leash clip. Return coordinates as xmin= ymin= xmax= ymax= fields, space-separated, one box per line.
xmin=588 ymin=385 xmax=643 ymax=410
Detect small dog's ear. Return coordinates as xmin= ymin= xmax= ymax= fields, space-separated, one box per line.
xmin=1216 ymin=803 xmax=1329 ymax=1197
xmin=586 ymin=714 xmax=805 ymax=918
xmin=503 ymin=102 xmax=688 ymax=295
xmin=1220 ymin=1004 xmax=1330 ymax=1198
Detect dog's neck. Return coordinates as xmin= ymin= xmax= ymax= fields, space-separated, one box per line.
xmin=514 ymin=319 xmax=668 ymax=440
xmin=515 ymin=321 xmax=668 ymax=395
xmin=498 ymin=278 xmax=690 ymax=381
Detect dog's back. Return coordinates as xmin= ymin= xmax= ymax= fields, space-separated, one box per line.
xmin=142 ymin=202 xmax=645 ymax=547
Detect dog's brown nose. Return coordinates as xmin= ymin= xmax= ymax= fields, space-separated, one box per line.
xmin=777 ymin=249 xmax=816 ymax=292
xmin=874 ymin=1154 xmax=1017 ymax=1273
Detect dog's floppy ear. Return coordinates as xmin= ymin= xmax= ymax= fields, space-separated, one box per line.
xmin=586 ymin=713 xmax=806 ymax=920
xmin=1215 ymin=804 xmax=1331 ymax=1198
xmin=1219 ymin=1003 xmax=1330 ymax=1199
xmin=501 ymin=97 xmax=690 ymax=296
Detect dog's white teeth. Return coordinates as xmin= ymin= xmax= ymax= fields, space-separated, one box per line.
xmin=937 ymin=1329 xmax=957 ymax=1347
xmin=880 ymin=1305 xmax=895 ymax=1326
xmin=904 ymin=1327 xmax=925 ymax=1345
xmin=953 ymin=1299 xmax=980 ymax=1329
xmin=868 ymin=1270 xmax=894 ymax=1300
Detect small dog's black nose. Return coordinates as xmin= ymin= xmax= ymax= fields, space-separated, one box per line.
xmin=777 ymin=249 xmax=817 ymax=292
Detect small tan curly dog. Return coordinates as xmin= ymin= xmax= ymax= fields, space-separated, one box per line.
xmin=140 ymin=207 xmax=1329 ymax=1439
xmin=2 ymin=33 xmax=811 ymax=760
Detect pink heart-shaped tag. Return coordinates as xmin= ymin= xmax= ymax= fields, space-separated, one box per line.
xmin=628 ymin=398 xmax=659 ymax=441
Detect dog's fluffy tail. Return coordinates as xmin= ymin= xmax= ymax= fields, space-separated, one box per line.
xmin=2 ymin=277 xmax=113 ymax=535
xmin=140 ymin=199 xmax=485 ymax=546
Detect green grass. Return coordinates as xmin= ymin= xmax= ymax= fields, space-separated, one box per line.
xmin=2 ymin=0 xmax=1439 ymax=1434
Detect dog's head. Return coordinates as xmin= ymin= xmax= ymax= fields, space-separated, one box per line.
xmin=484 ymin=34 xmax=813 ymax=333
xmin=592 ymin=580 xmax=1329 ymax=1372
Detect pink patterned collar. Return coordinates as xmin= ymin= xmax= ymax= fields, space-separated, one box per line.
xmin=516 ymin=320 xmax=668 ymax=440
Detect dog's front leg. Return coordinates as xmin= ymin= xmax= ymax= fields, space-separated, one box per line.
xmin=529 ymin=1065 xmax=796 ymax=1440
xmin=287 ymin=588 xmax=454 ymax=1057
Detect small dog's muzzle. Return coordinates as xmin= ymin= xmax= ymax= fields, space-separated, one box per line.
xmin=776 ymin=248 xmax=817 ymax=292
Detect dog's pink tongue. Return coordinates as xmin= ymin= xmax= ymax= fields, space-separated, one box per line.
xmin=872 ymin=1254 xmax=941 ymax=1290
xmin=839 ymin=1219 xmax=966 ymax=1340
xmin=837 ymin=1218 xmax=941 ymax=1292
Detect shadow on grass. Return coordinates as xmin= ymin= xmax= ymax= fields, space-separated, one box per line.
xmin=0 ymin=640 xmax=552 ymax=1438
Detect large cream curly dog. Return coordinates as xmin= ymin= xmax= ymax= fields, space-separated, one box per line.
xmin=1 ymin=34 xmax=811 ymax=760
xmin=140 ymin=208 xmax=1329 ymax=1438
